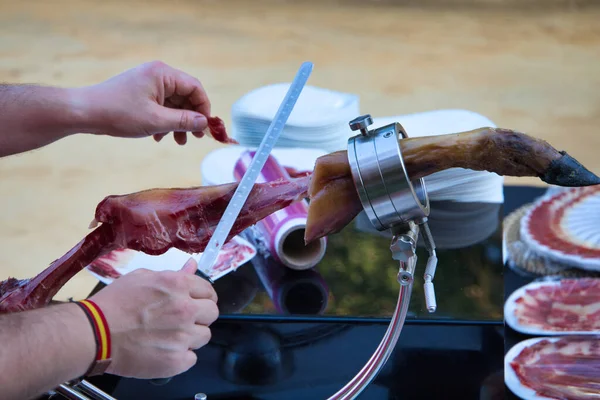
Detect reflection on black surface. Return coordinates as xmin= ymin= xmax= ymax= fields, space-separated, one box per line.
xmin=251 ymin=251 xmax=329 ymax=315
xmin=210 ymin=323 xmax=350 ymax=387
xmin=215 ymin=200 xmax=504 ymax=322
xmin=219 ymin=325 xmax=292 ymax=385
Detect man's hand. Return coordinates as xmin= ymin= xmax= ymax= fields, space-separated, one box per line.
xmin=0 ymin=259 xmax=218 ymax=400
xmin=0 ymin=60 xmax=217 ymax=157
xmin=89 ymin=258 xmax=219 ymax=379
xmin=81 ymin=61 xmax=212 ymax=145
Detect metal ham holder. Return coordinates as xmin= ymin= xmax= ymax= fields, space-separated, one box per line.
xmin=323 ymin=114 xmax=439 ymax=400
xmin=49 ymin=113 xmax=438 ymax=400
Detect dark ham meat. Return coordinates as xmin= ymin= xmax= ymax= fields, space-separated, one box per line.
xmin=510 ymin=336 xmax=600 ymax=400
xmin=207 ymin=116 xmax=238 ymax=144
xmin=0 ymin=176 xmax=310 ymax=313
xmin=513 ymin=279 xmax=600 ymax=332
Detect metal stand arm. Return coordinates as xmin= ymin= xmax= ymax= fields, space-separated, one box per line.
xmin=327 ymin=257 xmax=416 ymax=400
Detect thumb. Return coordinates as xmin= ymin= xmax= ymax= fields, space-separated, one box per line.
xmin=153 ymin=107 xmax=208 ymax=133
xmin=180 ymin=257 xmax=198 ymax=274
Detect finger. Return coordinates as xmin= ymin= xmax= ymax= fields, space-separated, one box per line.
xmin=162 ymin=65 xmax=211 ymax=118
xmin=191 ymin=131 xmax=205 ymax=139
xmin=187 ymin=276 xmax=218 ymax=302
xmin=178 ymin=350 xmax=198 ymax=374
xmin=180 ymin=257 xmax=197 ymax=274
xmin=154 ymin=133 xmax=167 ymax=142
xmin=188 ymin=325 xmax=212 ymax=350
xmin=174 ymin=131 xmax=187 ymax=145
xmin=150 ymin=106 xmax=208 ymax=135
xmin=193 ymin=299 xmax=219 ymax=326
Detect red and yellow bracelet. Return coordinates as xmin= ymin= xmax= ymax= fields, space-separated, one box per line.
xmin=74 ymin=299 xmax=112 ymax=376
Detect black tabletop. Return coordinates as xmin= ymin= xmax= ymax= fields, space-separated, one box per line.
xmin=213 ymin=197 xmax=505 ymax=323
xmin=83 ymin=185 xmax=549 ymax=400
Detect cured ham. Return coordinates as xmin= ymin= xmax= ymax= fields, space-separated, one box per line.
xmin=206 ymin=116 xmax=238 ymax=144
xmin=523 ymin=186 xmax=600 ymax=262
xmin=1 ymin=124 xmax=599 ymax=314
xmin=509 ymin=336 xmax=600 ymax=400
xmin=304 ymin=127 xmax=600 ymax=243
xmin=512 ymin=279 xmax=600 ymax=332
xmin=0 ymin=176 xmax=309 ymax=313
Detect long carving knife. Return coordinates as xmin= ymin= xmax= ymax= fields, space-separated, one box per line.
xmin=195 ymin=61 xmax=314 ymax=280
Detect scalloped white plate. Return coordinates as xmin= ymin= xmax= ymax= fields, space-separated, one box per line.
xmin=504 ymin=278 xmax=600 ymax=336
xmin=505 ymin=336 xmax=600 ymax=400
xmin=520 ymin=186 xmax=600 ymax=271
xmin=504 ymin=337 xmax=561 ymax=400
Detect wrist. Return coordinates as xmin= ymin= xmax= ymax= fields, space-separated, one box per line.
xmin=65 ymin=302 xmax=98 ymax=374
xmin=63 ymin=86 xmax=105 ymax=136
xmin=72 ymin=300 xmax=114 ymax=377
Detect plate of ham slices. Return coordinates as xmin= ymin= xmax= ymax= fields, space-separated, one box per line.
xmin=85 ymin=235 xmax=257 ymax=285
xmin=504 ymin=278 xmax=600 ymax=336
xmin=519 ymin=186 xmax=600 ymax=272
xmin=505 ymin=336 xmax=600 ymax=400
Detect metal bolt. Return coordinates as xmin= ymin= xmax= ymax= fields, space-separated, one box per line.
xmin=384 ymin=131 xmax=393 ymax=138
xmin=390 ymin=234 xmax=415 ymax=262
xmin=349 ymin=114 xmax=373 ymax=136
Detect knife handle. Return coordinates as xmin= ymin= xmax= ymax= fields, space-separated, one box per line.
xmin=194 ymin=269 xmax=214 ymax=284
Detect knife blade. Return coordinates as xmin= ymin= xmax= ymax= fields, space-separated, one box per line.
xmin=194 ymin=61 xmax=314 ymax=280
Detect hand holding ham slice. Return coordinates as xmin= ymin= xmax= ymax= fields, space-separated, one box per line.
xmin=1 ymin=124 xmax=598 ymax=314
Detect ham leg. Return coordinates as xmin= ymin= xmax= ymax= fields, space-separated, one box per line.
xmin=0 ymin=176 xmax=310 ymax=313
xmin=304 ymin=127 xmax=600 ymax=243
xmin=2 ymin=126 xmax=598 ymax=314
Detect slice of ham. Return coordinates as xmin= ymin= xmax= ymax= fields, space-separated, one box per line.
xmin=509 ymin=336 xmax=600 ymax=400
xmin=513 ymin=279 xmax=600 ymax=332
xmin=207 ymin=116 xmax=238 ymax=144
xmin=0 ymin=176 xmax=310 ymax=313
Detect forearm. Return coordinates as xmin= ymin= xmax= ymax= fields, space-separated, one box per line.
xmin=0 ymin=84 xmax=91 ymax=157
xmin=0 ymin=303 xmax=96 ymax=400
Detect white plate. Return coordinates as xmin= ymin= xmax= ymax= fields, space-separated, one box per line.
xmin=86 ymin=235 xmax=257 ymax=284
xmin=231 ymin=83 xmax=360 ymax=128
xmin=504 ymin=278 xmax=600 ymax=336
xmin=519 ymin=186 xmax=600 ymax=271
xmin=504 ymin=337 xmax=561 ymax=400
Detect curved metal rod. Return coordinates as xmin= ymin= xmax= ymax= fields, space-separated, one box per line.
xmin=327 ymin=269 xmax=414 ymax=400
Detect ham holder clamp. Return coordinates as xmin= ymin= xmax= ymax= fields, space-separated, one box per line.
xmin=324 ymin=114 xmax=438 ymax=400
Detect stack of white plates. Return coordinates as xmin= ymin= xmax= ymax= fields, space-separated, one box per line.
xmin=230 ymin=83 xmax=360 ymax=152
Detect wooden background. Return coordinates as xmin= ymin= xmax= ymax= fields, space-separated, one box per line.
xmin=1 ymin=0 xmax=599 ymax=301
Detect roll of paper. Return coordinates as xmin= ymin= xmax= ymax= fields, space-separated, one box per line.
xmin=233 ymin=150 xmax=327 ymax=270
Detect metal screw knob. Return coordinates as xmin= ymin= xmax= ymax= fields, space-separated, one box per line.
xmin=349 ymin=114 xmax=373 ymax=136
xmin=390 ymin=234 xmax=416 ymax=262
